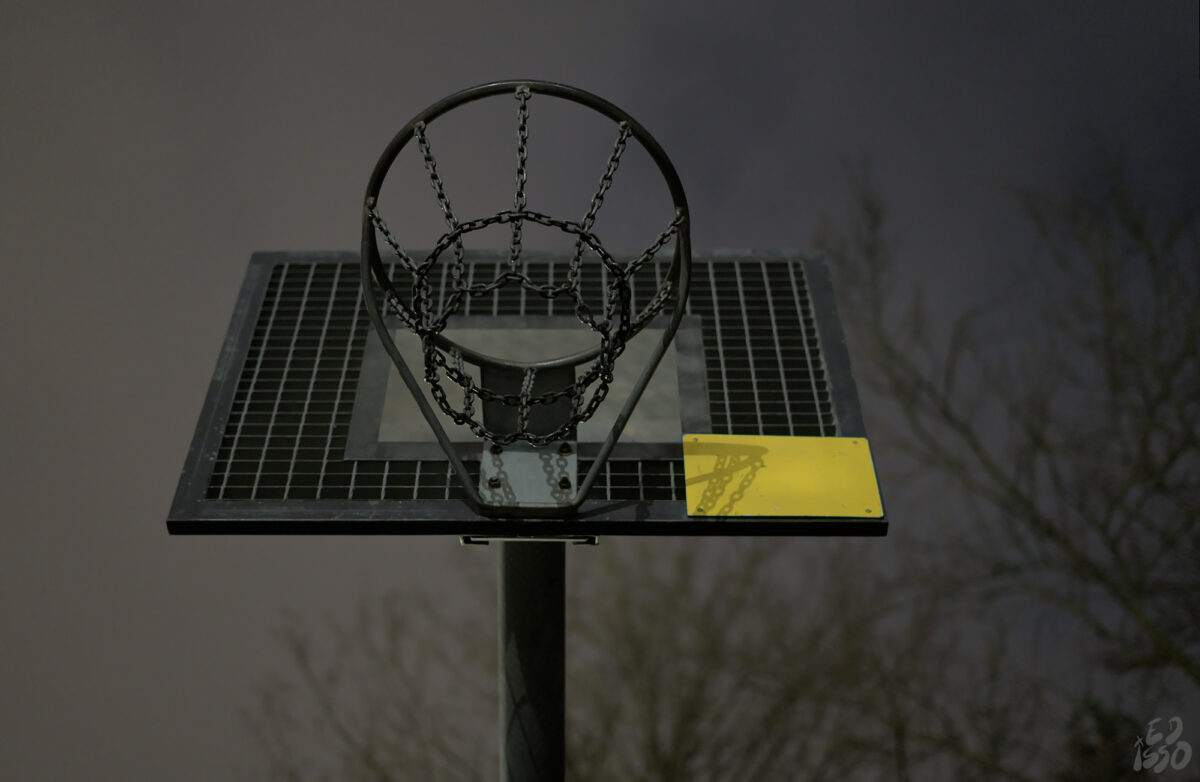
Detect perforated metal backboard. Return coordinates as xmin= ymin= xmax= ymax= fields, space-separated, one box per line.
xmin=167 ymin=249 xmax=885 ymax=536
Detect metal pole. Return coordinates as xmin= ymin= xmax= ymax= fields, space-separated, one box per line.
xmin=481 ymin=361 xmax=571 ymax=781
xmin=499 ymin=541 xmax=565 ymax=782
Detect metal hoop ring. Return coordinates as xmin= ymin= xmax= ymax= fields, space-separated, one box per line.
xmin=360 ymin=79 xmax=692 ymax=370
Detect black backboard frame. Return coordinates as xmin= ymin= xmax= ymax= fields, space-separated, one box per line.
xmin=167 ymin=250 xmax=884 ymax=536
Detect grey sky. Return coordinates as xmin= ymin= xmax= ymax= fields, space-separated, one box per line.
xmin=1 ymin=1 xmax=1196 ymax=778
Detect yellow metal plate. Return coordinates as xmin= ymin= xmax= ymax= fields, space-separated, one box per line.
xmin=683 ymin=434 xmax=883 ymax=518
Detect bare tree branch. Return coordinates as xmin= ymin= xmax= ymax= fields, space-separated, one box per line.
xmin=815 ymin=154 xmax=1200 ymax=691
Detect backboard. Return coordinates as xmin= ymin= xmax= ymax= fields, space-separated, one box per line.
xmin=168 ymin=248 xmax=885 ymax=537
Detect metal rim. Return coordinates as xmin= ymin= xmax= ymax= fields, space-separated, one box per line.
xmin=358 ymin=80 xmax=694 ymax=515
xmin=360 ymin=79 xmax=692 ymax=370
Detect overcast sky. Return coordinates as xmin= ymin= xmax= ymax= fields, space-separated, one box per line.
xmin=2 ymin=1 xmax=1197 ymax=778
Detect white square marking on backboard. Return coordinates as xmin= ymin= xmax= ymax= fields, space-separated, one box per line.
xmin=378 ymin=326 xmax=682 ymax=444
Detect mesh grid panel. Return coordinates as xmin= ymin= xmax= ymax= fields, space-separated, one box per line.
xmin=207 ymin=257 xmax=833 ymax=502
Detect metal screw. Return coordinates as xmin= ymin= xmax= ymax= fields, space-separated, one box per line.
xmin=558 ymin=476 xmax=571 ymax=490
xmin=490 ymin=444 xmax=503 ymax=455
xmin=558 ymin=442 xmax=572 ymax=455
xmin=487 ymin=476 xmax=502 ymax=489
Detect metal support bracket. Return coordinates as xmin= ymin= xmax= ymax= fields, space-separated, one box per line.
xmin=478 ymin=441 xmax=579 ymax=508
xmin=460 ymin=534 xmax=598 ymax=546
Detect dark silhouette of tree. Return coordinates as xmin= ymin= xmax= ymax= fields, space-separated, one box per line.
xmin=814 ymin=154 xmax=1199 ymax=693
xmin=241 ymin=539 xmax=1055 ymax=781
xmin=241 ymin=588 xmax=496 ymax=781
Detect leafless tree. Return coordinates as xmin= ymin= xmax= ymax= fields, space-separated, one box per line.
xmin=813 ymin=153 xmax=1199 ymax=694
xmin=241 ymin=586 xmax=495 ymax=782
xmin=241 ymin=538 xmax=1054 ymax=781
xmin=566 ymin=538 xmax=1053 ymax=782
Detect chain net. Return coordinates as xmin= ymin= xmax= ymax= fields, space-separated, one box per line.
xmin=365 ymin=86 xmax=685 ymax=446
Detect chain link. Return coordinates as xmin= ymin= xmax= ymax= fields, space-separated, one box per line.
xmin=517 ymin=366 xmax=535 ymax=434
xmin=365 ymin=197 xmax=419 ymax=275
xmin=569 ymin=122 xmax=631 ymax=289
xmin=452 ymin=348 xmax=475 ymax=420
xmin=415 ymin=121 xmax=466 ymax=295
xmin=509 ymin=86 xmax=531 ymax=267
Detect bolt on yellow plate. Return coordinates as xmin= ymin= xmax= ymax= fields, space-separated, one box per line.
xmin=682 ymin=434 xmax=883 ymax=518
